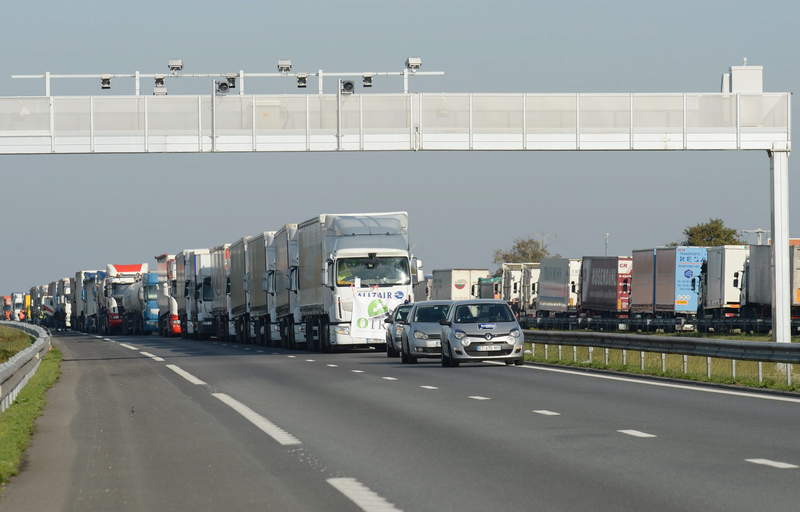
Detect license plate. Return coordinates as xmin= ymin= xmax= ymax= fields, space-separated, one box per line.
xmin=475 ymin=344 xmax=501 ymax=351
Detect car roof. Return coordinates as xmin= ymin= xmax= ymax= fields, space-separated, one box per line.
xmin=412 ymin=300 xmax=453 ymax=307
xmin=449 ymin=299 xmax=509 ymax=306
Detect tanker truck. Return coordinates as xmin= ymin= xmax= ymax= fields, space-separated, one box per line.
xmin=155 ymin=254 xmax=181 ymax=337
xmin=98 ymin=264 xmax=149 ymax=335
xmin=121 ymin=272 xmax=160 ymax=334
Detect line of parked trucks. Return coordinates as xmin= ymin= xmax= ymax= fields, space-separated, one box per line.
xmin=23 ymin=212 xmax=428 ymax=350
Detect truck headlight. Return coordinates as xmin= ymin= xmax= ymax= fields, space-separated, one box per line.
xmin=414 ymin=331 xmax=429 ymax=340
xmin=334 ymin=325 xmax=350 ymax=335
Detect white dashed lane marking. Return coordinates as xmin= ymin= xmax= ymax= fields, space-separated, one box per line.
xmin=327 ymin=364 xmax=339 ymax=367
xmin=746 ymin=458 xmax=798 ymax=469
xmin=213 ymin=393 xmax=301 ymax=446
xmin=119 ymin=343 xmax=139 ymax=350
xmin=351 ymin=370 xmax=365 ymax=373
xmin=532 ymin=410 xmax=560 ymax=416
xmin=618 ymin=429 xmax=656 ymax=438
xmin=140 ymin=351 xmax=165 ymax=362
xmin=420 ymin=385 xmax=438 ymax=390
xmin=287 ymin=355 xmax=297 ymax=358
xmin=327 ymin=477 xmax=401 ymax=512
xmin=306 ymin=359 xmax=315 ymax=362
xmin=381 ymin=377 xmax=398 ymax=381
xmin=468 ymin=396 xmax=491 ymax=401
xmin=166 ymin=364 xmax=207 ymax=386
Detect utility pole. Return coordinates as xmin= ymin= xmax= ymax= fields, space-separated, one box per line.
xmin=741 ymin=228 xmax=769 ymax=245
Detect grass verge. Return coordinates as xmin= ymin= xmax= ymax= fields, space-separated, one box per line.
xmin=0 ymin=347 xmax=62 ymax=485
xmin=0 ymin=326 xmax=34 ymax=363
xmin=524 ymin=342 xmax=800 ymax=393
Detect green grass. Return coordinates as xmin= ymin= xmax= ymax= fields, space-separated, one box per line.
xmin=0 ymin=326 xmax=34 ymax=363
xmin=525 ymin=342 xmax=800 ymax=392
xmin=0 ymin=348 xmax=62 ymax=484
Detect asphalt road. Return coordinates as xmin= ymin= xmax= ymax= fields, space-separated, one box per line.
xmin=3 ymin=331 xmax=800 ymax=511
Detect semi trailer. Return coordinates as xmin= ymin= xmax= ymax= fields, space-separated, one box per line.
xmin=229 ymin=237 xmax=251 ymax=343
xmin=121 ymin=272 xmax=160 ymax=334
xmin=700 ymin=245 xmax=749 ymax=318
xmin=210 ymin=244 xmax=235 ymax=340
xmin=430 ymin=269 xmax=489 ymax=300
xmin=578 ymin=256 xmax=633 ymax=317
xmin=99 ymin=264 xmax=148 ymax=334
xmin=247 ymin=232 xmax=278 ymax=345
xmin=155 ymin=254 xmax=181 ymax=336
xmin=536 ymin=258 xmax=582 ymax=316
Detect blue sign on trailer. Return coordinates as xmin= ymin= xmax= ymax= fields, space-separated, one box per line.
xmin=673 ymin=247 xmax=707 ymax=313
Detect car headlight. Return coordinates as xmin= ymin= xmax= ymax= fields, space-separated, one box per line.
xmin=454 ymin=330 xmax=470 ymax=346
xmin=510 ymin=328 xmax=521 ymax=339
xmin=334 ymin=325 xmax=350 ymax=335
xmin=414 ymin=331 xmax=429 ymax=340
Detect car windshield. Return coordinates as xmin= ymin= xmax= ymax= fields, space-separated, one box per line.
xmin=413 ymin=304 xmax=450 ymax=323
xmin=395 ymin=306 xmax=412 ymax=322
xmin=453 ymin=303 xmax=515 ymax=324
xmin=336 ymin=257 xmax=410 ymax=287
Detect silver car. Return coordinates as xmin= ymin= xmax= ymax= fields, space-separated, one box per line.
xmin=399 ymin=301 xmax=452 ymax=364
xmin=384 ymin=303 xmax=413 ymax=358
xmin=439 ymin=299 xmax=524 ymax=367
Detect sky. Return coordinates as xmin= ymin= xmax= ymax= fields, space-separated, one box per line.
xmin=0 ymin=0 xmax=798 ymax=292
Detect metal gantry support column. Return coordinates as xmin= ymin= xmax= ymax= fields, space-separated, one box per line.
xmin=769 ymin=149 xmax=791 ymax=343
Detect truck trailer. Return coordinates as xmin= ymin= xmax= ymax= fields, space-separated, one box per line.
xmin=274 ymin=225 xmax=304 ymax=348
xmin=655 ymin=247 xmax=707 ymax=317
xmin=536 ymin=258 xmax=582 ymax=316
xmin=154 ymin=254 xmax=181 ymax=336
xmin=501 ymin=263 xmax=524 ymax=306
xmin=430 ymin=269 xmax=489 ymax=300
xmin=295 ymin=212 xmax=421 ymax=351
xmin=177 ymin=249 xmax=214 ymax=338
xmin=520 ymin=263 xmax=541 ymax=317
xmin=700 ymin=245 xmax=749 ymax=318
xmin=579 ymin=256 xmax=633 ymax=317
xmin=741 ymin=245 xmax=800 ymax=320
xmin=210 ymin=244 xmax=235 ymax=340
xmin=478 ymin=277 xmax=502 ymax=299
xmin=229 ymin=237 xmax=251 ymax=343
xmin=248 ymin=232 xmax=278 ymax=345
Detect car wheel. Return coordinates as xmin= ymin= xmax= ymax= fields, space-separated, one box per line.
xmin=514 ymin=358 xmax=524 ymax=365
xmin=387 ymin=338 xmax=398 ymax=358
xmin=505 ymin=360 xmax=514 ymax=365
xmin=440 ymin=343 xmax=450 ymax=367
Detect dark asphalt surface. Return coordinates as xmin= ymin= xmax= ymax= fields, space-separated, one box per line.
xmin=3 ymin=331 xmax=800 ymax=511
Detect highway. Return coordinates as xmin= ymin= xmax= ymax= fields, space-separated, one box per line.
xmin=3 ymin=332 xmax=800 ymax=511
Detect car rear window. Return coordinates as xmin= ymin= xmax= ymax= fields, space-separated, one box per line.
xmin=413 ymin=305 xmax=450 ymax=323
xmin=453 ymin=304 xmax=515 ymax=324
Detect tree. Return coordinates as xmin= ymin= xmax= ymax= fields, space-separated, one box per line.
xmin=676 ymin=218 xmax=743 ymax=246
xmin=493 ymin=237 xmax=550 ymax=267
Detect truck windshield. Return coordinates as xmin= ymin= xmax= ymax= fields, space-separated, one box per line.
xmin=111 ymin=284 xmax=128 ymax=297
xmin=453 ymin=303 xmax=515 ymax=324
xmin=202 ymin=278 xmax=214 ymax=301
xmin=144 ymin=286 xmax=158 ymax=301
xmin=336 ymin=257 xmax=410 ymax=287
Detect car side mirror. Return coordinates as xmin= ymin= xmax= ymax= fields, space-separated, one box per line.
xmin=384 ymin=317 xmax=393 ymax=324
xmin=439 ymin=319 xmax=450 ymax=326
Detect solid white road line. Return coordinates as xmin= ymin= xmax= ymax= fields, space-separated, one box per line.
xmin=327 ymin=477 xmax=401 ymax=512
xmin=165 ymin=364 xmax=207 ymax=386
xmin=352 ymin=370 xmax=365 ymax=373
xmin=381 ymin=376 xmax=398 ymax=381
xmin=327 ymin=364 xmax=339 ymax=367
xmin=532 ymin=410 xmax=560 ymax=416
xmin=509 ymin=362 xmax=800 ymax=404
xmin=618 ymin=429 xmax=656 ymax=438
xmin=213 ymin=393 xmax=301 ymax=446
xmin=140 ymin=351 xmax=165 ymax=362
xmin=746 ymin=458 xmax=798 ymax=469
xmin=420 ymin=385 xmax=438 ymax=390
xmin=468 ymin=396 xmax=491 ymax=400
xmin=119 ymin=343 xmax=139 ymax=350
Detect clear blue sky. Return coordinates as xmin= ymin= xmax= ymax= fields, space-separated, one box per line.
xmin=0 ymin=0 xmax=797 ymax=292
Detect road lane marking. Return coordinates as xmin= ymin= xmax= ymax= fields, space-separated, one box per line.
xmin=212 ymin=393 xmax=301 ymax=446
xmin=352 ymin=369 xmax=365 ymax=373
xmin=119 ymin=343 xmax=139 ymax=350
xmin=306 ymin=359 xmax=316 ymax=362
xmin=381 ymin=376 xmax=398 ymax=381
xmin=327 ymin=477 xmax=401 ymax=512
xmin=94 ymin=335 xmax=103 ymax=338
xmin=327 ymin=364 xmax=339 ymax=367
xmin=618 ymin=429 xmax=656 ymax=438
xmin=165 ymin=364 xmax=207 ymax=385
xmin=140 ymin=351 xmax=165 ymax=362
xmin=271 ymin=352 xmax=280 ymax=355
xmin=287 ymin=355 xmax=297 ymax=358
xmin=533 ymin=410 xmax=560 ymax=416
xmin=420 ymin=385 xmax=438 ymax=390
xmin=468 ymin=396 xmax=491 ymax=400
xmin=257 ymin=350 xmax=265 ymax=353
xmin=505 ymin=362 xmax=800 ymax=404
xmin=746 ymin=458 xmax=798 ymax=469
xmin=103 ymin=337 xmax=113 ymax=341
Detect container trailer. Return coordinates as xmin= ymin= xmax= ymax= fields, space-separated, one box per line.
xmin=579 ymin=256 xmax=633 ymax=317
xmin=700 ymin=245 xmax=749 ymax=318
xmin=536 ymin=258 xmax=582 ymax=316
xmin=248 ymin=232 xmax=279 ymax=345
xmin=654 ymin=247 xmax=707 ymax=316
xmin=430 ymin=269 xmax=489 ymax=300
xmin=295 ymin=212 xmax=421 ymax=351
xmin=229 ymin=237 xmax=251 ymax=343
xmin=631 ymin=249 xmax=656 ymax=315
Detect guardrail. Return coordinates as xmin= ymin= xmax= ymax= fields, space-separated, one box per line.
xmin=0 ymin=322 xmax=51 ymax=412
xmin=524 ymin=329 xmax=800 ymax=386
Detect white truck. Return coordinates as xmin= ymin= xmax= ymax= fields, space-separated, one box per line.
xmin=55 ymin=277 xmax=72 ymax=329
xmin=11 ymin=292 xmax=24 ymax=322
xmin=248 ymin=231 xmax=279 ymax=345
xmin=73 ymin=270 xmax=98 ymax=330
xmin=520 ymin=262 xmax=541 ymax=317
xmin=701 ymin=245 xmax=749 ymax=319
xmin=536 ymin=258 xmax=582 ymax=316
xmin=154 ymin=254 xmax=181 ymax=336
xmin=430 ymin=269 xmax=489 ymax=300
xmin=295 ymin=212 xmax=422 ymax=352
xmin=187 ymin=249 xmax=214 ymax=338
xmin=210 ymin=244 xmax=235 ymax=340
xmin=501 ymin=263 xmax=524 ymax=307
xmin=229 ymin=237 xmax=251 ymax=343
